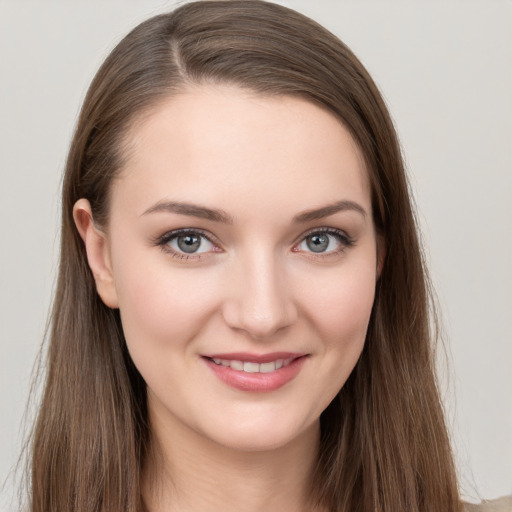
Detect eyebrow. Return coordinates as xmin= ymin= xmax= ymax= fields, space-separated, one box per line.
xmin=292 ymin=200 xmax=367 ymax=223
xmin=141 ymin=199 xmax=367 ymax=224
xmin=141 ymin=201 xmax=234 ymax=224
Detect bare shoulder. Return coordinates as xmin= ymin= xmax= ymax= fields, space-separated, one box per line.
xmin=464 ymin=496 xmax=512 ymax=512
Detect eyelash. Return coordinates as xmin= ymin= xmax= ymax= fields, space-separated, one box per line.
xmin=155 ymin=228 xmax=219 ymax=261
xmin=293 ymin=227 xmax=355 ymax=260
xmin=154 ymin=227 xmax=355 ymax=262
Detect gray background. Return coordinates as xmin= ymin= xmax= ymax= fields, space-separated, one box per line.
xmin=1 ymin=0 xmax=511 ymax=508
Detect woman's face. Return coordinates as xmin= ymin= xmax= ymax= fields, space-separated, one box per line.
xmin=84 ymin=85 xmax=379 ymax=452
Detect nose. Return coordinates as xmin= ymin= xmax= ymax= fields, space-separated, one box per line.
xmin=222 ymin=248 xmax=298 ymax=340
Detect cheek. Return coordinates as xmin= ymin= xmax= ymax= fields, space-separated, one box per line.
xmin=304 ymin=256 xmax=377 ymax=340
xmin=325 ymin=274 xmax=375 ymax=339
xmin=112 ymin=254 xmax=221 ymax=361
xmin=302 ymin=259 xmax=376 ymax=381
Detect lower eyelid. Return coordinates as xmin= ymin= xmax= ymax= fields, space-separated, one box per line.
xmin=169 ymin=251 xmax=202 ymax=261
xmin=169 ymin=234 xmax=214 ymax=253
xmin=295 ymin=230 xmax=353 ymax=250
xmin=155 ymin=229 xmax=223 ymax=261
xmin=155 ymin=229 xmax=353 ymax=261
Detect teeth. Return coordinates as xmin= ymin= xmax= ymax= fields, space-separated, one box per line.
xmin=230 ymin=360 xmax=244 ymax=371
xmin=260 ymin=361 xmax=276 ymax=373
xmin=243 ymin=362 xmax=259 ymax=373
xmin=210 ymin=357 xmax=295 ymax=373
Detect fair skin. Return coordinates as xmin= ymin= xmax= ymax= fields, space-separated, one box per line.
xmin=74 ymin=85 xmax=381 ymax=512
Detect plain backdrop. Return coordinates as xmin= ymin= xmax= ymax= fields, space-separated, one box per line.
xmin=1 ymin=0 xmax=511 ymax=509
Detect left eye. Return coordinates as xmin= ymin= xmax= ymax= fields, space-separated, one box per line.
xmin=296 ymin=231 xmax=345 ymax=254
xmin=166 ymin=232 xmax=215 ymax=254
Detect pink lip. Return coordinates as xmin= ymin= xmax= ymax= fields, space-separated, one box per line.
xmin=202 ymin=353 xmax=308 ymax=392
xmin=203 ymin=352 xmax=305 ymax=363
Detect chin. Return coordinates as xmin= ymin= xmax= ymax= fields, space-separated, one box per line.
xmin=197 ymin=414 xmax=319 ymax=454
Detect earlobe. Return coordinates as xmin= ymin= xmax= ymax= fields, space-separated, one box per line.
xmin=73 ymin=199 xmax=119 ymax=308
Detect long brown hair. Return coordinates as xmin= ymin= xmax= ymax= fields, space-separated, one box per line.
xmin=28 ymin=1 xmax=461 ymax=510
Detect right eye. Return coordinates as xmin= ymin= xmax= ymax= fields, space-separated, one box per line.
xmin=157 ymin=229 xmax=219 ymax=259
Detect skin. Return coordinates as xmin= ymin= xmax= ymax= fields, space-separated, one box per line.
xmin=74 ymin=85 xmax=381 ymax=512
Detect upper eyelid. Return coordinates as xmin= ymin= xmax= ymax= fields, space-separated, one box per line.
xmin=157 ymin=228 xmax=217 ymax=245
xmin=301 ymin=226 xmax=348 ymax=237
xmin=293 ymin=226 xmax=353 ymax=245
xmin=155 ymin=229 xmax=219 ymax=259
xmin=155 ymin=226 xmax=353 ymax=253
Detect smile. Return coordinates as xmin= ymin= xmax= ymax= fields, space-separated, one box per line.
xmin=209 ymin=357 xmax=294 ymax=373
xmin=202 ymin=352 xmax=308 ymax=392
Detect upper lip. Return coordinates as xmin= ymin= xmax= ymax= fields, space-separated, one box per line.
xmin=202 ymin=352 xmax=307 ymax=364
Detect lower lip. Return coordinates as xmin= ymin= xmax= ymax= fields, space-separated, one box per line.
xmin=203 ymin=356 xmax=308 ymax=392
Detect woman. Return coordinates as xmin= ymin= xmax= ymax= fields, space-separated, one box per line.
xmin=26 ymin=1 xmax=471 ymax=511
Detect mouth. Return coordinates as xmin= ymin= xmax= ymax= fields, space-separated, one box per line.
xmin=201 ymin=352 xmax=308 ymax=392
xmin=206 ymin=356 xmax=296 ymax=373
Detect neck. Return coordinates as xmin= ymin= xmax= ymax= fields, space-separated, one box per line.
xmin=142 ymin=404 xmax=322 ymax=512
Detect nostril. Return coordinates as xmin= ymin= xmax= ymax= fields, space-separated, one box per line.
xmin=221 ymin=264 xmax=298 ymax=338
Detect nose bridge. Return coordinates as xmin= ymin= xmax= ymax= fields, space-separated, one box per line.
xmin=223 ymin=244 xmax=296 ymax=339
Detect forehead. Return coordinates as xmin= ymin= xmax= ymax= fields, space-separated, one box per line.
xmin=113 ymin=85 xmax=370 ymax=222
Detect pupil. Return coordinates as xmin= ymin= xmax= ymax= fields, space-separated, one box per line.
xmin=307 ymin=234 xmax=328 ymax=253
xmin=177 ymin=234 xmax=201 ymax=253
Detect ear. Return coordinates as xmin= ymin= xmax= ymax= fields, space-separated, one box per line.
xmin=73 ymin=199 xmax=119 ymax=308
xmin=376 ymin=234 xmax=386 ymax=279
